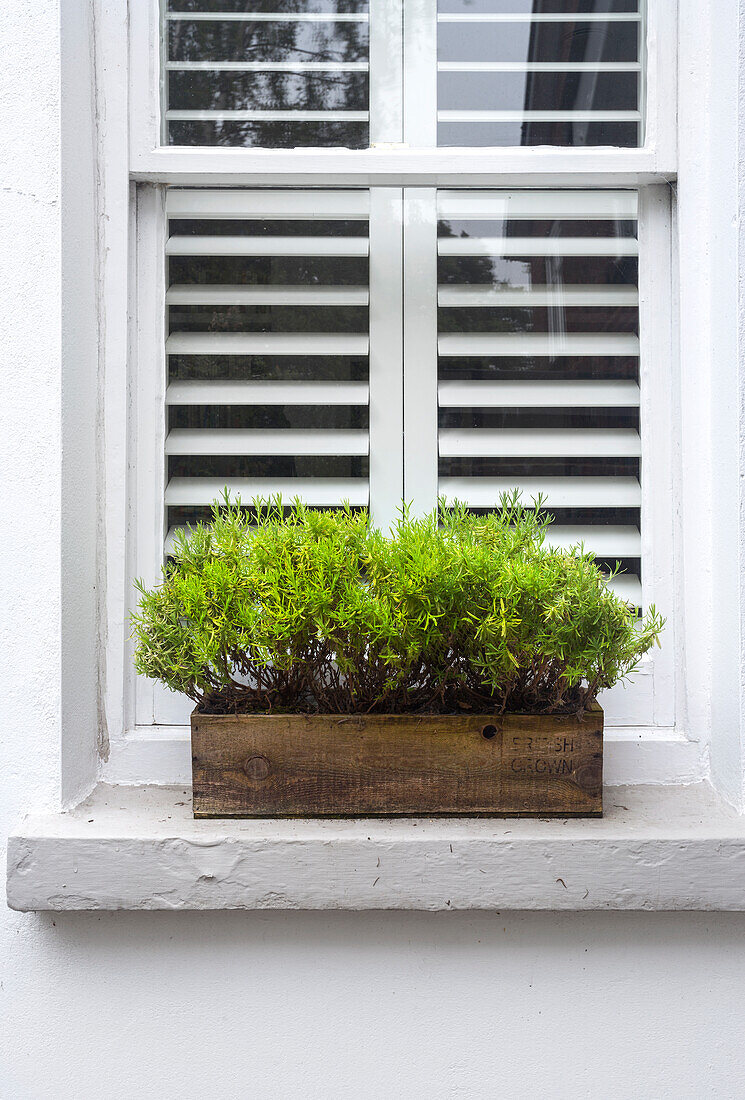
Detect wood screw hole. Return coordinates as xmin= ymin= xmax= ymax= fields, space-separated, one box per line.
xmin=481 ymin=724 xmax=498 ymax=740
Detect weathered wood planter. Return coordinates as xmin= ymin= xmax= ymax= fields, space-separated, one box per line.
xmin=191 ymin=706 xmax=603 ymax=818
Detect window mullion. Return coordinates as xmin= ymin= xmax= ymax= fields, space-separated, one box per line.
xmin=370 ymin=0 xmax=404 ymax=144
xmin=403 ymin=188 xmax=439 ymax=513
xmin=369 ymin=188 xmax=405 ymax=530
xmin=403 ymin=0 xmax=438 ymax=147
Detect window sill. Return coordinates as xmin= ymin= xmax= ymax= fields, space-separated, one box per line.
xmin=7 ymin=781 xmax=745 ymax=912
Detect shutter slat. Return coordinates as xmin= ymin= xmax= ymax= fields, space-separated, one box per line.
xmin=166 ymin=477 xmax=368 ymax=508
xmin=165 ymin=429 xmax=369 ymax=457
xmin=438 ymin=333 xmax=639 ymax=357
xmin=166 ymin=110 xmax=370 ymax=123
xmin=166 ymin=61 xmax=370 ymax=72
xmin=438 ymin=286 xmax=639 ymax=307
xmin=166 ymin=332 xmax=370 ymax=356
xmin=438 ymin=381 xmax=639 ymax=409
xmin=166 ymin=190 xmax=370 ymax=219
xmin=544 ymin=525 xmax=641 ymax=557
xmin=439 ymin=477 xmax=641 ymax=508
xmin=166 ymin=11 xmax=369 ymax=21
xmin=438 ymin=191 xmax=639 ymax=219
xmin=438 ymin=238 xmax=638 ymax=257
xmin=439 ymin=428 xmax=640 ymax=459
xmin=606 ymin=575 xmax=642 ymax=605
xmin=167 ymin=286 xmax=369 ymax=307
xmin=167 ymin=236 xmax=370 ymax=257
xmin=166 ymin=380 xmax=369 ymax=406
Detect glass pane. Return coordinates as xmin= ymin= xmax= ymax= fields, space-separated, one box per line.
xmin=168 ymin=455 xmax=368 ymax=478
xmin=169 ymin=70 xmax=369 ymax=112
xmin=164 ymin=190 xmax=371 ymax=532
xmin=436 ymin=189 xmax=642 ymax=588
xmin=437 ymin=0 xmax=644 ymax=147
xmin=164 ymin=1 xmax=370 ymax=148
xmin=169 ymin=304 xmax=369 ymax=333
xmin=168 ymin=354 xmax=369 ymax=381
xmin=438 ymin=70 xmax=638 ymax=111
xmin=169 ymin=405 xmax=369 ymax=428
xmin=168 ymin=20 xmax=368 ymax=64
xmin=437 ymin=21 xmax=638 ymax=64
xmin=439 ymin=0 xmax=637 ymax=11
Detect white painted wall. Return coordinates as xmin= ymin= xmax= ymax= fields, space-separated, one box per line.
xmin=3 ymin=3 xmax=745 ymax=1097
xmin=3 ymin=910 xmax=745 ymax=1099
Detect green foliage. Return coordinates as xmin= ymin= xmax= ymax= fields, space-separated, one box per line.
xmin=131 ymin=492 xmax=663 ymax=716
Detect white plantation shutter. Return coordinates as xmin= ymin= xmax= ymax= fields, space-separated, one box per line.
xmin=404 ymin=187 xmax=642 ymax=607
xmin=164 ymin=187 xmax=642 ymax=599
xmin=152 ymin=185 xmax=660 ymax=726
xmin=127 ymin=2 xmax=677 ymax=740
xmin=164 ymin=188 xmax=373 ymax=549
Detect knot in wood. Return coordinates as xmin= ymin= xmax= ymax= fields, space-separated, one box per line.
xmin=243 ymin=755 xmax=271 ymax=782
xmin=574 ymin=762 xmax=602 ymax=795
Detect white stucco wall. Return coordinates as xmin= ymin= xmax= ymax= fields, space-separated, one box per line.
xmin=3 ymin=4 xmax=745 ymax=1098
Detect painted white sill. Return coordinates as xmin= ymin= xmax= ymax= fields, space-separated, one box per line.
xmin=7 ymin=781 xmax=745 ymax=912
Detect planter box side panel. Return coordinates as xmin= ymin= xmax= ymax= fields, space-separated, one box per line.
xmin=191 ymin=710 xmax=603 ymax=818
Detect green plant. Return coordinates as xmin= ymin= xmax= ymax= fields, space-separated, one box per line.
xmin=131 ymin=492 xmax=663 ymax=716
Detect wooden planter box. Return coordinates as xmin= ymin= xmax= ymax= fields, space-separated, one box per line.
xmin=191 ymin=706 xmax=603 ymax=818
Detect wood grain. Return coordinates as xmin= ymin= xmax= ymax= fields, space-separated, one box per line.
xmin=191 ymin=707 xmax=603 ymax=818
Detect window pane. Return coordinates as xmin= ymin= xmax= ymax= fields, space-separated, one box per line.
xmin=164 ymin=189 xmax=371 ymax=538
xmin=436 ymin=189 xmax=641 ymax=597
xmin=164 ymin=1 xmax=370 ymax=148
xmin=437 ymin=1 xmax=644 ymax=148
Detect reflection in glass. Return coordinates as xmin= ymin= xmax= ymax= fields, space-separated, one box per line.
xmin=169 ymin=19 xmax=368 ymax=64
xmin=168 ymin=355 xmax=369 ymax=382
xmin=165 ymin=2 xmax=370 ymax=148
xmin=438 ymin=71 xmax=637 ymax=111
xmin=169 ymin=405 xmax=369 ymax=429
xmin=169 ymin=304 xmax=369 ymax=333
xmin=169 ymin=70 xmax=369 ymax=113
xmin=437 ymin=0 xmax=644 ymax=147
xmin=438 ymin=21 xmax=637 ymax=64
xmin=436 ymin=190 xmax=642 ymax=587
xmin=438 ymin=1 xmax=636 ymax=11
xmin=169 ymin=456 xmax=368 ymax=479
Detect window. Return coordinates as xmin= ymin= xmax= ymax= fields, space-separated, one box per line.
xmin=419 ymin=188 xmax=642 ymax=607
xmin=123 ymin=0 xmax=677 ymax=763
xmin=158 ymin=1 xmax=647 ymax=149
xmin=436 ymin=2 xmax=646 ymax=148
xmin=163 ymin=189 xmax=373 ymax=524
xmin=163 ymin=1 xmax=373 ymax=148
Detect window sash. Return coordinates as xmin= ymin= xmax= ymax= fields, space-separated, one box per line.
xmin=125 ymin=0 xmax=678 ymax=732
xmin=129 ymin=0 xmax=677 ymax=177
xmin=131 ymin=182 xmax=675 ymax=729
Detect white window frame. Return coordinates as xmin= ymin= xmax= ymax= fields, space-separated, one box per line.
xmin=124 ymin=180 xmax=677 ymax=738
xmin=94 ymin=0 xmax=723 ymax=792
xmin=129 ymin=0 xmax=677 ymax=183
